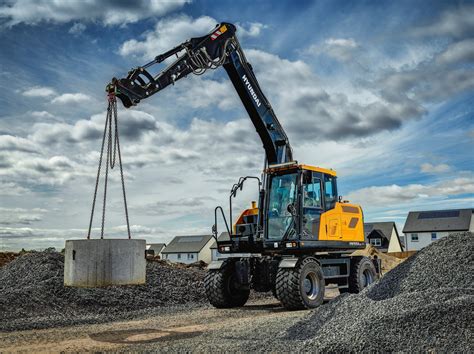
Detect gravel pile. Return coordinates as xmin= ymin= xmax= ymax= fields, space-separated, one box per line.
xmin=0 ymin=250 xmax=207 ymax=331
xmin=284 ymin=232 xmax=474 ymax=352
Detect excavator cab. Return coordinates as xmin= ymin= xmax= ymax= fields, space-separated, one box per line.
xmin=223 ymin=162 xmax=365 ymax=254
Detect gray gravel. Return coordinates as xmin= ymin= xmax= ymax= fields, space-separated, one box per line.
xmin=0 ymin=250 xmax=208 ymax=331
xmin=284 ymin=232 xmax=474 ymax=352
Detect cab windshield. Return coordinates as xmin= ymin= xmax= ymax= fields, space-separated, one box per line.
xmin=267 ymin=172 xmax=297 ymax=240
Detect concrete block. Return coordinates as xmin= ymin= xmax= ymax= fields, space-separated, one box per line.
xmin=64 ymin=239 xmax=146 ymax=287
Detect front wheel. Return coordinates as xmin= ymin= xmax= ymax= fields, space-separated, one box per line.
xmin=204 ymin=260 xmax=250 ymax=308
xmin=275 ymin=257 xmax=325 ymax=310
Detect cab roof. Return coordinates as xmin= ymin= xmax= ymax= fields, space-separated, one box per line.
xmin=266 ymin=161 xmax=337 ymax=176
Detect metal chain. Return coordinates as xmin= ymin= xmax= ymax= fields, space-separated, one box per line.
xmin=113 ymin=100 xmax=131 ymax=239
xmin=87 ymin=95 xmax=131 ymax=239
xmin=86 ymin=103 xmax=110 ymax=239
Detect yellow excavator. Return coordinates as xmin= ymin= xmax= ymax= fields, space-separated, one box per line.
xmin=109 ymin=22 xmax=379 ymax=310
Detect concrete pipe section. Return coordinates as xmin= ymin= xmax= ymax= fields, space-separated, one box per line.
xmin=64 ymin=239 xmax=146 ymax=287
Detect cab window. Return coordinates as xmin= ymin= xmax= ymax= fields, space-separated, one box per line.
xmin=302 ymin=171 xmax=323 ymax=237
xmin=324 ymin=175 xmax=337 ymax=209
xmin=303 ymin=178 xmax=322 ymax=208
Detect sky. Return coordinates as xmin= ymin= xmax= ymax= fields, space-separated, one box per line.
xmin=0 ymin=0 xmax=473 ymax=251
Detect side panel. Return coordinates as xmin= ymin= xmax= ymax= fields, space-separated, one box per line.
xmin=318 ymin=203 xmax=364 ymax=243
xmin=318 ymin=207 xmax=341 ymax=240
xmin=340 ymin=204 xmax=365 ymax=243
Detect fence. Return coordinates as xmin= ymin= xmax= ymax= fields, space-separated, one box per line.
xmin=387 ymin=250 xmax=417 ymax=259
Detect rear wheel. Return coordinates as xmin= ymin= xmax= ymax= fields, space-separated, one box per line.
xmin=204 ymin=260 xmax=250 ymax=308
xmin=275 ymin=257 xmax=325 ymax=310
xmin=347 ymin=257 xmax=378 ymax=293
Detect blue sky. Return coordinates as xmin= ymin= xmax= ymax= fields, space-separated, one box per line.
xmin=0 ymin=0 xmax=473 ymax=250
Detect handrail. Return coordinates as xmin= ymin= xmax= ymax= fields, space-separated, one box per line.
xmin=213 ymin=206 xmax=231 ymax=243
xmin=229 ymin=176 xmax=261 ymax=227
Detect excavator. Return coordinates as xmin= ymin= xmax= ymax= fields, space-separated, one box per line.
xmin=108 ymin=22 xmax=379 ymax=310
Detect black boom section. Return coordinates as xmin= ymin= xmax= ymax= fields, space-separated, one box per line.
xmin=223 ymin=50 xmax=292 ymax=165
xmin=108 ymin=22 xmax=293 ymax=166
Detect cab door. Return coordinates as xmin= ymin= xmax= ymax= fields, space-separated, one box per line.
xmin=324 ymin=174 xmax=341 ymax=239
xmin=301 ymin=171 xmax=323 ymax=240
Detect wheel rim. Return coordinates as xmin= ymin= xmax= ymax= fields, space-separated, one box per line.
xmin=303 ymin=272 xmax=319 ymax=300
xmin=361 ymin=269 xmax=374 ymax=288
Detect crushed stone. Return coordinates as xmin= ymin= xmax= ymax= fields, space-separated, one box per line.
xmin=0 ymin=250 xmax=207 ymax=331
xmin=284 ymin=232 xmax=474 ymax=352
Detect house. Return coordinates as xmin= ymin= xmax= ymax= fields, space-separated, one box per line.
xmin=145 ymin=243 xmax=166 ymax=258
xmin=210 ymin=232 xmax=252 ymax=261
xmin=161 ymin=235 xmax=214 ymax=264
xmin=403 ymin=208 xmax=474 ymax=251
xmin=364 ymin=222 xmax=404 ymax=253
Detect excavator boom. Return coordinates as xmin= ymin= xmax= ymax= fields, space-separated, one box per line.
xmin=109 ymin=22 xmax=292 ymax=165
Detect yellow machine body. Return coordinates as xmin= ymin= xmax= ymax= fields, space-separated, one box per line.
xmin=316 ymin=202 xmax=365 ymax=242
xmin=233 ymin=163 xmax=365 ymax=247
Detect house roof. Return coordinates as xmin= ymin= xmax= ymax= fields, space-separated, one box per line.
xmin=364 ymin=222 xmax=396 ymax=241
xmin=403 ymin=209 xmax=473 ymax=233
xmin=364 ymin=221 xmax=404 ymax=251
xmin=210 ymin=232 xmax=230 ymax=249
xmin=161 ymin=235 xmax=214 ymax=254
xmin=146 ymin=243 xmax=166 ymax=253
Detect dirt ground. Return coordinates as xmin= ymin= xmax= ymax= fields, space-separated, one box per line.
xmin=0 ymin=286 xmax=339 ymax=352
xmin=0 ymin=299 xmax=303 ymax=352
xmin=0 ymin=252 xmax=21 ymax=267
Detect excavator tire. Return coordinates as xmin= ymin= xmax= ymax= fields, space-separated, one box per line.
xmin=345 ymin=256 xmax=378 ymax=293
xmin=275 ymin=257 xmax=325 ymax=310
xmin=204 ymin=260 xmax=250 ymax=308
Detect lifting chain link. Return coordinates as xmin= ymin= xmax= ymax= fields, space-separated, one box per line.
xmin=87 ymin=92 xmax=131 ymax=239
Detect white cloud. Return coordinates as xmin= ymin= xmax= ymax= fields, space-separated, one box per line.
xmin=436 ymin=38 xmax=474 ymax=65
xmin=0 ymin=0 xmax=190 ymax=26
xmin=31 ymin=109 xmax=158 ymax=144
xmin=236 ymin=22 xmax=267 ymax=37
xmin=0 ymin=207 xmax=46 ymax=225
xmin=119 ymin=15 xmax=217 ymax=59
xmin=119 ymin=16 xmax=268 ymax=59
xmin=246 ymin=49 xmax=421 ymax=140
xmin=0 ymin=181 xmax=29 ymax=196
xmin=412 ymin=5 xmax=474 ymax=38
xmin=51 ymin=93 xmax=92 ymax=104
xmin=31 ymin=111 xmax=56 ymax=119
xmin=0 ymin=154 xmax=80 ymax=186
xmin=22 ymin=86 xmax=56 ymax=97
xmin=420 ymin=163 xmax=451 ymax=174
xmin=306 ymin=37 xmax=359 ymax=62
xmin=346 ymin=176 xmax=474 ymax=207
xmin=175 ymin=77 xmax=239 ymax=110
xmin=0 ymin=134 xmax=41 ymax=153
xmin=325 ymin=38 xmax=358 ymax=48
xmin=68 ymin=22 xmax=86 ymax=35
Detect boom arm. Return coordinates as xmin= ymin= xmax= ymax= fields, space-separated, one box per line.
xmin=109 ymin=22 xmax=292 ymax=165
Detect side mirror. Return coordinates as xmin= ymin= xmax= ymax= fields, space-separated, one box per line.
xmin=212 ymin=224 xmax=217 ymax=234
xmin=338 ymin=195 xmax=343 ymax=203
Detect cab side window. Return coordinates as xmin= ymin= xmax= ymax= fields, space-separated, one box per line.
xmin=304 ymin=178 xmax=322 ymax=209
xmin=324 ymin=175 xmax=337 ymax=210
